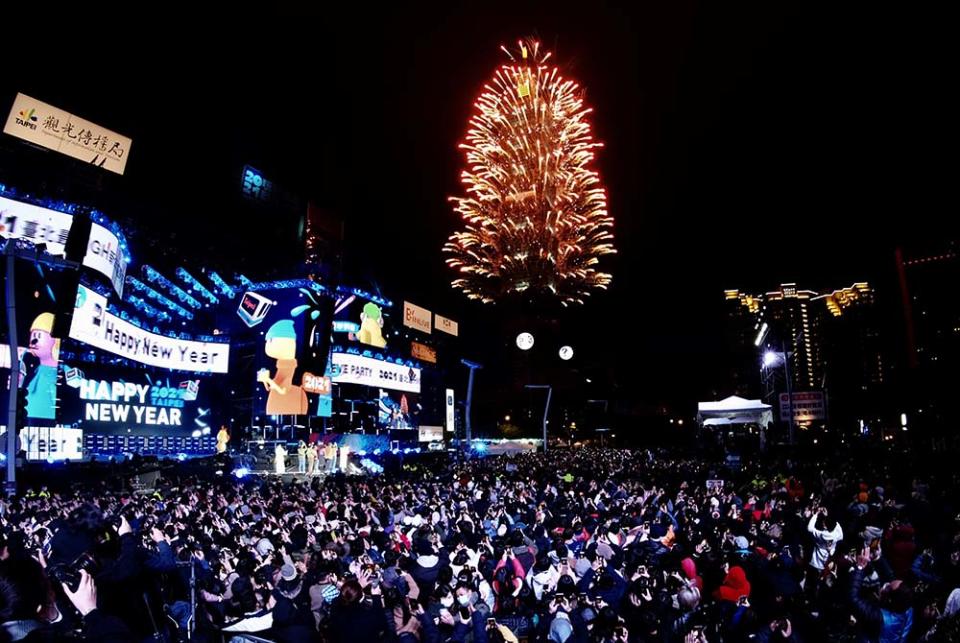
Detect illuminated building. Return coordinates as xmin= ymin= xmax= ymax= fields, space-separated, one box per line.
xmin=724 ymin=282 xmax=883 ymax=430
xmin=896 ymin=242 xmax=959 ymax=370
xmin=895 ymin=241 xmax=959 ymax=431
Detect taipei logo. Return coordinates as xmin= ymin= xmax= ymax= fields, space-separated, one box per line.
xmin=15 ymin=108 xmax=38 ymax=130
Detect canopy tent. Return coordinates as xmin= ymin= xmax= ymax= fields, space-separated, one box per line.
xmin=697 ymin=395 xmax=773 ymax=427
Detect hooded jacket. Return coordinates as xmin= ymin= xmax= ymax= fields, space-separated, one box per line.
xmin=713 ymin=566 xmax=752 ymax=603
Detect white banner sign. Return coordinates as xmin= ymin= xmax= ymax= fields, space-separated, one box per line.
xmin=403 ymin=301 xmax=432 ymax=334
xmin=85 ymin=222 xmax=128 ymax=296
xmin=419 ymin=425 xmax=444 ymax=442
xmin=0 ymin=195 xmax=73 ymax=253
xmin=435 ymin=314 xmax=459 ymax=337
xmin=445 ymin=388 xmax=456 ymax=432
xmin=330 ymin=352 xmax=421 ymax=393
xmin=0 ymin=196 xmax=128 ymax=295
xmin=70 ymin=285 xmax=229 ymax=373
xmin=4 ymin=93 xmax=132 ymax=175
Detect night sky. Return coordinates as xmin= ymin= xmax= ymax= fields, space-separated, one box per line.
xmin=1 ymin=4 xmax=950 ymax=416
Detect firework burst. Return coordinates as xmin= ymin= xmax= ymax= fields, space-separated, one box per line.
xmin=444 ymin=39 xmax=615 ymax=306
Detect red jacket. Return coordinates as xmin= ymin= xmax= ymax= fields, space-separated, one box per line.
xmin=713 ymin=566 xmax=751 ymax=602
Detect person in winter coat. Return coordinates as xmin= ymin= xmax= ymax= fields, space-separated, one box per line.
xmin=713 ymin=565 xmax=752 ymax=603
xmin=409 ymin=538 xmax=448 ymax=599
xmin=326 ymin=579 xmax=391 ymax=642
xmin=849 ymin=549 xmax=913 ymax=643
xmin=885 ymin=523 xmax=917 ymax=581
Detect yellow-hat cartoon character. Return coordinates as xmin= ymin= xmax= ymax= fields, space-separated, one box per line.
xmin=357 ymin=302 xmax=386 ymax=348
xmin=23 ymin=312 xmax=59 ymax=419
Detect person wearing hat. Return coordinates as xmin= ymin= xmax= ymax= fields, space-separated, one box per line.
xmin=271 ymin=563 xmax=316 ymax=640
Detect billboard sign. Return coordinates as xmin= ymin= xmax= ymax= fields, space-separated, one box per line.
xmin=445 ymin=388 xmax=455 ymax=432
xmin=779 ymin=391 xmax=826 ymax=424
xmin=435 ymin=314 xmax=458 ymax=337
xmin=3 ymin=93 xmax=132 ymax=175
xmin=0 ymin=196 xmax=129 ymax=295
xmin=410 ymin=341 xmax=437 ymax=364
xmin=70 ymin=284 xmax=230 ymax=373
xmin=403 ymin=301 xmax=432 ymax=334
xmin=330 ymin=352 xmax=421 ymax=393
xmin=419 ymin=425 xmax=443 ymax=442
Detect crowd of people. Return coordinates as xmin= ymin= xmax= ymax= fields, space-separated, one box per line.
xmin=1 ymin=446 xmax=959 ymax=643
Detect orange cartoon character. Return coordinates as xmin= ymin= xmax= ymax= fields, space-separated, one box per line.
xmin=257 ymin=320 xmax=308 ymax=415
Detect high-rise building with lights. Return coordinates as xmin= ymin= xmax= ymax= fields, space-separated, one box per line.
xmin=895 ymin=241 xmax=959 ymax=432
xmin=723 ymin=282 xmax=883 ymax=431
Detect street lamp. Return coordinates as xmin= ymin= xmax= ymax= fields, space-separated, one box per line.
xmin=760 ymin=333 xmax=800 ymax=446
xmin=461 ymin=359 xmax=483 ymax=450
xmin=525 ymin=384 xmax=553 ymax=452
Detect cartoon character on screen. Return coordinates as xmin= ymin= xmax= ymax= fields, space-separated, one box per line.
xmin=21 ymin=313 xmax=59 ymax=420
xmin=357 ymin=302 xmax=387 ymax=348
xmin=257 ymin=320 xmax=308 ymax=415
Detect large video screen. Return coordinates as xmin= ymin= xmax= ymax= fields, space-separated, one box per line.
xmin=377 ymin=388 xmax=420 ymax=430
xmin=332 ymin=293 xmax=391 ymax=350
xmin=234 ymin=287 xmax=332 ymax=418
xmin=0 ymin=261 xmax=64 ymax=424
xmin=57 ymin=363 xmax=212 ymax=437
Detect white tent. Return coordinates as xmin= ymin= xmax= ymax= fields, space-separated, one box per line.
xmin=697 ymin=395 xmax=773 ymax=427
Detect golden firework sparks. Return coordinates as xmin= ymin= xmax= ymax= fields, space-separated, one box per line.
xmin=444 ymin=39 xmax=615 ymax=306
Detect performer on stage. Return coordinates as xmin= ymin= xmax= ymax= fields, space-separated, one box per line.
xmin=306 ymin=440 xmax=317 ymax=474
xmin=274 ymin=442 xmax=288 ymax=474
xmin=297 ymin=441 xmax=307 ymax=474
xmin=216 ymin=425 xmax=231 ymax=453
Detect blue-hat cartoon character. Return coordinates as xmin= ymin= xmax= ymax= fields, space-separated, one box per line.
xmin=257 ymin=320 xmax=308 ymax=415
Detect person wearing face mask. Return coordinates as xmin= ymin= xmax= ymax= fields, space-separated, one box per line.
xmin=457 ymin=581 xmax=490 ymax=618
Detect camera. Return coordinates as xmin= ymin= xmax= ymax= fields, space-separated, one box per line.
xmin=49 ymin=552 xmax=100 ymax=593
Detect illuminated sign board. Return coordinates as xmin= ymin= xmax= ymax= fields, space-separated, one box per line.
xmin=3 ymin=93 xmax=132 ymax=175
xmin=410 ymin=341 xmax=437 ymax=364
xmin=0 ymin=196 xmax=129 ymax=295
xmin=435 ymin=314 xmax=459 ymax=337
xmin=419 ymin=425 xmax=443 ymax=442
xmin=70 ymin=284 xmax=230 ymax=373
xmin=301 ymin=372 xmax=332 ymax=395
xmin=58 ymin=364 xmax=209 ymax=436
xmin=330 ymin=352 xmax=421 ymax=393
xmin=445 ymin=388 xmax=455 ymax=432
xmin=779 ymin=391 xmax=826 ymax=423
xmin=241 ymin=165 xmax=272 ymax=201
xmin=403 ymin=301 xmax=432 ymax=334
